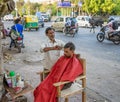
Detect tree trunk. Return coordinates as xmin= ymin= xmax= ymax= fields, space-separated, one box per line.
xmin=0 ymin=0 xmax=15 ymax=100
xmin=0 ymin=28 xmax=4 ymax=100
xmin=0 ymin=30 xmax=3 ymax=74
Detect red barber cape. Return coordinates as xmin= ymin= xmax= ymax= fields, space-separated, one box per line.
xmin=34 ymin=55 xmax=83 ymax=102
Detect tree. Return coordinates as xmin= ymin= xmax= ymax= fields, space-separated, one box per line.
xmin=50 ymin=2 xmax=57 ymax=16
xmin=112 ymin=0 xmax=120 ymax=15
xmin=82 ymin=0 xmax=90 ymax=15
xmin=16 ymin=0 xmax=25 ymax=16
xmin=100 ymin=0 xmax=116 ymax=15
xmin=82 ymin=0 xmax=116 ymax=16
xmin=0 ymin=0 xmax=15 ymax=100
xmin=31 ymin=3 xmax=41 ymax=14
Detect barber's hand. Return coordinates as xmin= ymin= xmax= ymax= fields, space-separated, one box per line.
xmin=54 ymin=45 xmax=62 ymax=50
xmin=43 ymin=46 xmax=62 ymax=52
xmin=43 ymin=48 xmax=50 ymax=52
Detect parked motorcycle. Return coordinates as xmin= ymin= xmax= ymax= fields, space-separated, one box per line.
xmin=10 ymin=29 xmax=23 ymax=53
xmin=97 ymin=26 xmax=120 ymax=45
xmin=64 ymin=26 xmax=77 ymax=37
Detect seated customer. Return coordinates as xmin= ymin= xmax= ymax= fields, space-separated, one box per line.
xmin=34 ymin=42 xmax=83 ymax=102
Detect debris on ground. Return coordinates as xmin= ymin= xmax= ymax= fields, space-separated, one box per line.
xmin=3 ymin=53 xmax=13 ymax=63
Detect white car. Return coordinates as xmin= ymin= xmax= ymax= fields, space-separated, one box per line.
xmin=76 ymin=16 xmax=91 ymax=27
xmin=3 ymin=14 xmax=14 ymax=21
xmin=41 ymin=14 xmax=50 ymax=22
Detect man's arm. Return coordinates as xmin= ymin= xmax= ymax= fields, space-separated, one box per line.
xmin=43 ymin=46 xmax=62 ymax=52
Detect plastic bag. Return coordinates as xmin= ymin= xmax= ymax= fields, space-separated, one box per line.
xmin=10 ymin=29 xmax=20 ymax=40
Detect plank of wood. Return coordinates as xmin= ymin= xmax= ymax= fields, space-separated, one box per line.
xmin=4 ymin=82 xmax=34 ymax=99
xmin=60 ymin=83 xmax=83 ymax=97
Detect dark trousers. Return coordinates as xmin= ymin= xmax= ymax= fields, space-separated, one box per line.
xmin=90 ymin=25 xmax=95 ymax=33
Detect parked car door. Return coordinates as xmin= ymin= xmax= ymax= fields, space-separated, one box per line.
xmin=52 ymin=17 xmax=61 ymax=30
xmin=77 ymin=16 xmax=90 ymax=27
xmin=77 ymin=16 xmax=84 ymax=26
xmin=57 ymin=17 xmax=64 ymax=31
xmin=52 ymin=17 xmax=64 ymax=31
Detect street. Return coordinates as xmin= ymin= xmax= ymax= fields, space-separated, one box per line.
xmin=2 ymin=21 xmax=120 ymax=102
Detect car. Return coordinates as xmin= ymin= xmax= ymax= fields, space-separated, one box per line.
xmin=51 ymin=16 xmax=78 ymax=32
xmin=38 ymin=16 xmax=44 ymax=27
xmin=3 ymin=14 xmax=14 ymax=21
xmin=41 ymin=14 xmax=51 ymax=22
xmin=76 ymin=16 xmax=91 ymax=28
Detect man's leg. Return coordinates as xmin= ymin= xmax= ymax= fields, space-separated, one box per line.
xmin=9 ymin=38 xmax=14 ymax=50
xmin=21 ymin=35 xmax=25 ymax=48
xmin=93 ymin=26 xmax=95 ymax=33
xmin=90 ymin=25 xmax=93 ymax=32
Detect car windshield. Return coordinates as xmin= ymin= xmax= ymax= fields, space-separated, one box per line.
xmin=109 ymin=16 xmax=120 ymax=21
xmin=85 ymin=17 xmax=90 ymax=21
xmin=42 ymin=15 xmax=48 ymax=18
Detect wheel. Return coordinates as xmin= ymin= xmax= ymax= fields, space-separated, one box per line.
xmin=76 ymin=28 xmax=78 ymax=33
xmin=112 ymin=35 xmax=120 ymax=45
xmin=42 ymin=24 xmax=44 ymax=28
xmin=18 ymin=46 xmax=21 ymax=53
xmin=113 ymin=41 xmax=120 ymax=45
xmin=72 ymin=33 xmax=75 ymax=37
xmin=36 ymin=28 xmax=39 ymax=31
xmin=97 ymin=33 xmax=105 ymax=42
xmin=27 ymin=28 xmax=30 ymax=31
xmin=72 ymin=29 xmax=76 ymax=37
xmin=63 ymin=28 xmax=67 ymax=35
xmin=62 ymin=28 xmax=65 ymax=33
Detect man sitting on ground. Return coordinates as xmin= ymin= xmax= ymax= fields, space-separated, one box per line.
xmin=34 ymin=42 xmax=83 ymax=102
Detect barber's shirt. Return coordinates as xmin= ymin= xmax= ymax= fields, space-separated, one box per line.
xmin=40 ymin=38 xmax=65 ymax=70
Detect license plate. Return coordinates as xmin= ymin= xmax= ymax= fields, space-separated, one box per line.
xmin=17 ymin=40 xmax=22 ymax=43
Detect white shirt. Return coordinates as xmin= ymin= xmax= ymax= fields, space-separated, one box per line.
xmin=40 ymin=38 xmax=65 ymax=70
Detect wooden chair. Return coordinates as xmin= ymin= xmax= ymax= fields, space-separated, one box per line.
xmin=37 ymin=58 xmax=86 ymax=102
xmin=36 ymin=68 xmax=50 ymax=82
xmin=53 ymin=58 xmax=86 ymax=102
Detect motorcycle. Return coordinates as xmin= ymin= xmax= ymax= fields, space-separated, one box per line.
xmin=9 ymin=29 xmax=23 ymax=53
xmin=64 ymin=25 xmax=77 ymax=37
xmin=97 ymin=26 xmax=120 ymax=45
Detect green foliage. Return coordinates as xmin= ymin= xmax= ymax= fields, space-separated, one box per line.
xmin=82 ymin=0 xmax=116 ymax=16
xmin=50 ymin=3 xmax=57 ymax=16
xmin=16 ymin=0 xmax=25 ymax=16
xmin=112 ymin=0 xmax=120 ymax=15
xmin=10 ymin=0 xmax=120 ymax=17
xmin=100 ymin=0 xmax=116 ymax=14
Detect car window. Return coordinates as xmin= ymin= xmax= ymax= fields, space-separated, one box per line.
xmin=56 ymin=18 xmax=61 ymax=22
xmin=77 ymin=17 xmax=80 ymax=20
xmin=55 ymin=17 xmax=64 ymax=22
xmin=81 ymin=17 xmax=85 ymax=21
xmin=77 ymin=17 xmax=83 ymax=20
xmin=66 ymin=17 xmax=70 ymax=22
xmin=60 ymin=17 xmax=64 ymax=22
xmin=85 ymin=17 xmax=90 ymax=21
xmin=71 ymin=18 xmax=77 ymax=22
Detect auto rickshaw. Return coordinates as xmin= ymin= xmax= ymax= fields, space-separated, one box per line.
xmin=24 ymin=15 xmax=39 ymax=31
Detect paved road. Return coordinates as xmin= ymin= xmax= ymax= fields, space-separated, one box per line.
xmin=3 ymin=21 xmax=120 ymax=102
